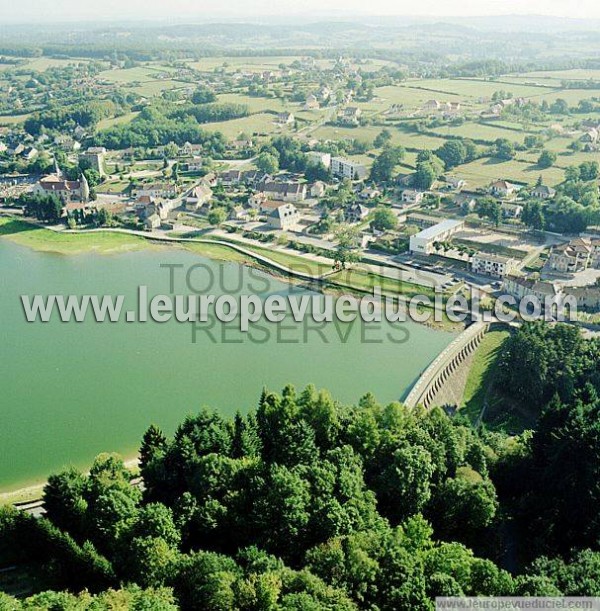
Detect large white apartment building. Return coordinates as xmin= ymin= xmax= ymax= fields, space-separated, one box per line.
xmin=330 ymin=157 xmax=367 ymax=180
xmin=471 ymin=253 xmax=518 ymax=278
xmin=409 ymin=219 xmax=464 ymax=255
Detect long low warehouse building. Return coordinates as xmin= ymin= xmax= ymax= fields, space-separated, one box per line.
xmin=409 ymin=219 xmax=465 ymax=255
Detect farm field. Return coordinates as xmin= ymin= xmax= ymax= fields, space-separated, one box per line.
xmin=528 ymin=88 xmax=600 ymax=106
xmin=410 ymin=78 xmax=545 ymax=100
xmin=97 ymin=111 xmax=140 ymax=130
xmin=376 ymin=84 xmax=464 ymax=109
xmin=430 ymin=122 xmax=528 ymax=143
xmin=217 ymin=92 xmax=288 ymax=114
xmin=22 ymin=57 xmax=90 ymax=72
xmin=187 ymin=56 xmax=304 ymax=72
xmin=0 ymin=113 xmax=31 ymax=126
xmin=311 ymin=124 xmax=402 ymax=146
xmin=519 ymin=69 xmax=600 ymax=81
xmin=201 ymin=112 xmax=285 ymax=138
xmin=453 ymin=156 xmax=565 ymax=188
xmin=130 ymin=80 xmax=186 ymax=96
xmin=98 ymin=66 xmax=186 ymax=96
xmin=396 ymin=130 xmax=449 ymax=151
xmin=518 ymin=146 xmax=598 ymax=170
xmin=98 ymin=66 xmax=173 ymax=83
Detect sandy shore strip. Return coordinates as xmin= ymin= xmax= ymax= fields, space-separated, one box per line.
xmin=0 ymin=457 xmax=139 ymax=507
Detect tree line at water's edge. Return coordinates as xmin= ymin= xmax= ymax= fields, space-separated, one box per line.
xmin=2 ymin=321 xmax=600 ymax=610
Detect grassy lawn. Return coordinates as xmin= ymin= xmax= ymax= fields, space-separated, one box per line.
xmin=452 ymin=156 xmax=564 ymax=188
xmin=98 ymin=66 xmax=172 ymax=83
xmin=187 ymin=56 xmax=303 ymax=73
xmin=0 ymin=113 xmax=32 ymax=126
xmin=22 ymin=57 xmax=89 ymax=72
xmin=97 ymin=111 xmax=140 ymax=130
xmin=431 ymin=122 xmax=527 ymax=143
xmin=413 ymin=78 xmax=546 ymax=100
xmin=97 ymin=180 xmax=131 ymax=194
xmin=202 ymin=113 xmax=284 ymax=138
xmin=181 ymin=241 xmax=259 ymax=265
xmin=0 ymin=217 xmax=150 ymax=254
xmin=376 ymin=84 xmax=463 ymax=107
xmin=131 ymin=80 xmax=186 ymax=97
xmin=454 ymin=238 xmax=528 ymax=260
xmin=218 ymin=92 xmax=288 ymax=114
xmin=245 ymin=245 xmax=331 ymax=276
xmin=327 ymin=267 xmax=437 ymax=300
xmin=520 ymin=68 xmax=600 ymax=80
xmin=461 ymin=328 xmax=510 ymax=422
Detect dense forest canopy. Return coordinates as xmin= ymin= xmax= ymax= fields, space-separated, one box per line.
xmin=3 ymin=329 xmax=600 ymax=609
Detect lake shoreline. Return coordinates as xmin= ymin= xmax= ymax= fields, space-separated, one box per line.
xmin=0 ymin=216 xmax=463 ymax=500
xmin=0 ymin=215 xmax=463 ymax=333
xmin=0 ymin=457 xmax=140 ymax=507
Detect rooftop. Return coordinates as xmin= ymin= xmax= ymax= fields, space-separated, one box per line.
xmin=414 ymin=219 xmax=464 ymax=241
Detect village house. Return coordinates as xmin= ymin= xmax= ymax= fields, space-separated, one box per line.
xmin=546 ymin=238 xmax=600 ymax=273
xmin=501 ymin=202 xmax=523 ymax=219
xmin=186 ymin=157 xmax=203 ymax=172
xmin=248 ymin=192 xmax=268 ymax=209
xmin=276 ymin=112 xmax=295 ymax=125
xmin=318 ymin=86 xmax=331 ymax=102
xmin=7 ymin=143 xmax=25 ymax=157
xmin=423 ymin=99 xmax=442 ymax=112
xmin=502 ymin=275 xmax=562 ymax=309
xmin=258 ymin=181 xmax=307 ymax=203
xmin=489 ymin=180 xmax=519 ymax=198
xmin=531 ymin=184 xmax=556 ymax=199
xmin=179 ymin=142 xmax=203 ymax=157
xmin=310 ymin=181 xmax=327 ymax=198
xmin=231 ymin=138 xmax=253 ymax=150
xmin=135 ymin=183 xmax=178 ymax=199
xmin=306 ymin=151 xmax=331 ymax=169
xmin=304 ymin=94 xmax=320 ymax=110
xmin=156 ymin=199 xmax=178 ymax=220
xmin=81 ymin=147 xmax=107 ymax=176
xmin=134 ymin=194 xmax=154 ymax=212
xmin=219 ymin=169 xmax=244 ymax=186
xmin=345 ymin=203 xmax=369 ymax=223
xmin=73 ymin=125 xmax=86 ymax=141
xmin=185 ymin=184 xmax=213 ymax=211
xmin=330 ymin=157 xmax=367 ymax=181
xmin=55 ymin=136 xmax=80 ymax=152
xmin=202 ymin=173 xmax=217 ymax=187
xmin=338 ymin=106 xmax=362 ymax=126
xmin=444 ymin=102 xmax=461 ymax=116
xmin=453 ymin=192 xmax=478 ymax=213
xmin=445 ymin=176 xmax=467 ymax=190
xmin=471 ymin=253 xmax=519 ymax=278
xmin=581 ymin=128 xmax=599 ymax=144
xmin=243 ymin=170 xmax=272 ymax=187
xmin=33 ymin=165 xmax=90 ymax=203
xmin=261 ymin=201 xmax=300 ymax=230
xmin=229 ymin=205 xmax=250 ymax=222
xmin=360 ymin=186 xmax=381 ymax=200
xmin=145 ymin=213 xmax=161 ymax=231
xmin=564 ymin=285 xmax=600 ymax=312
xmin=20 ymin=146 xmax=38 ymax=161
xmin=401 ymin=189 xmax=424 ymax=204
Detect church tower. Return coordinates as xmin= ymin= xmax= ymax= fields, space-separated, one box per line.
xmin=80 ymin=172 xmax=90 ymax=203
xmin=53 ymin=157 xmax=62 ymax=179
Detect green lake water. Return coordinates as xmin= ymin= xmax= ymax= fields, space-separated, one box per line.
xmin=0 ymin=239 xmax=456 ymax=491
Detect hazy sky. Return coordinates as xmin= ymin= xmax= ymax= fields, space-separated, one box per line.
xmin=1 ymin=0 xmax=600 ymax=22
